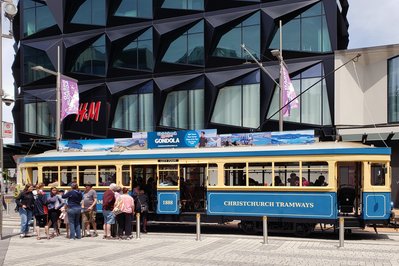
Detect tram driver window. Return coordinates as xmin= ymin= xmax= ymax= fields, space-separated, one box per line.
xmin=371 ymin=163 xmax=386 ymax=186
xmin=224 ymin=163 xmax=246 ymax=186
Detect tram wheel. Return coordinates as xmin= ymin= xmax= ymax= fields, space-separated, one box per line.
xmin=294 ymin=223 xmax=314 ymax=237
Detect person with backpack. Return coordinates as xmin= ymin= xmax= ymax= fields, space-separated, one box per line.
xmin=62 ymin=183 xmax=83 ymax=240
xmin=15 ymin=184 xmax=34 ymax=238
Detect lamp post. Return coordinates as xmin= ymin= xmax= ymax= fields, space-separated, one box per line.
xmin=271 ymin=20 xmax=284 ymax=132
xmin=31 ymin=46 xmax=61 ymax=151
xmin=0 ymin=0 xmax=17 ymax=240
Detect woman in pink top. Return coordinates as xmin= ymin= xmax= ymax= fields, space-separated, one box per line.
xmin=116 ymin=187 xmax=135 ymax=239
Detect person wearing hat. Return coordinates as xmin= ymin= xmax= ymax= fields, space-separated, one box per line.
xmin=82 ymin=182 xmax=98 ymax=237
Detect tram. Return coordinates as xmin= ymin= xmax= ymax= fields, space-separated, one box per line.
xmin=17 ymin=141 xmax=392 ymax=236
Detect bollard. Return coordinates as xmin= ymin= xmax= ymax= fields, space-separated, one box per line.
xmin=0 ymin=194 xmax=3 ymax=240
xmin=339 ymin=217 xmax=344 ymax=248
xmin=136 ymin=212 xmax=141 ymax=239
xmin=196 ymin=213 xmax=201 ymax=241
xmin=6 ymin=202 xmax=9 ymax=215
xmin=263 ymin=216 xmax=268 ymax=244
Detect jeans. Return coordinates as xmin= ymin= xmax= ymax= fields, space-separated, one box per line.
xmin=67 ymin=208 xmax=82 ymax=239
xmin=19 ymin=207 xmax=33 ymax=234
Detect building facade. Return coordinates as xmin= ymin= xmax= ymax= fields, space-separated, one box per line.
xmin=335 ymin=44 xmax=399 ymax=206
xmin=7 ymin=0 xmax=349 ymax=163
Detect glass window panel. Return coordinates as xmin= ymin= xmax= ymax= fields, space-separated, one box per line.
xmin=188 ymin=0 xmax=204 ymax=10
xmin=243 ymin=25 xmax=260 ymax=59
xmin=159 ymin=165 xmax=179 ymax=186
xmin=42 ymin=167 xmax=58 ymax=186
xmin=302 ymin=2 xmax=322 ymax=17
xmin=211 ymin=85 xmax=242 ymax=127
xmin=301 ymin=16 xmax=322 ymax=52
xmin=122 ymin=165 xmax=131 ymax=187
xmin=60 ymin=166 xmax=77 ymax=186
xmin=322 ymin=16 xmax=332 ymax=52
xmin=371 ymin=163 xmax=386 ymax=186
xmin=98 ymin=166 xmax=116 ymax=186
xmin=187 ymin=33 xmax=204 ymax=65
xmin=23 ymin=2 xmax=57 ymax=37
xmin=301 ymin=162 xmax=329 ymax=186
xmin=113 ymin=92 xmax=153 ymax=132
xmin=32 ymin=168 xmax=38 ymax=185
xmin=24 ymin=101 xmax=55 ymax=137
xmin=163 ymin=0 xmax=203 ymax=10
xmin=214 ymin=27 xmax=241 ymax=58
xmin=224 ymin=163 xmax=246 ymax=186
xmin=72 ymin=0 xmax=105 ymax=26
xmin=115 ymin=0 xmax=137 ymax=17
xmin=138 ymin=0 xmax=152 ymax=18
xmin=24 ymin=0 xmax=36 ymax=9
xmin=248 ymin=163 xmax=272 ymax=186
xmin=72 ymin=35 xmax=106 ymax=76
xmin=79 ymin=166 xmax=96 ymax=187
xmin=274 ymin=162 xmax=300 ymax=187
xmin=208 ymin=164 xmax=218 ymax=186
xmin=243 ymin=12 xmax=260 ymax=26
xmin=301 ymin=78 xmax=321 ymax=124
xmin=163 ymin=35 xmax=187 ymax=64
xmin=242 ymin=84 xmax=260 ymax=128
xmin=23 ymin=46 xmax=54 ymax=84
xmin=389 ymin=56 xmax=399 ymax=122
xmin=270 ymin=20 xmax=300 ymax=52
xmin=322 ymin=81 xmax=332 ymax=125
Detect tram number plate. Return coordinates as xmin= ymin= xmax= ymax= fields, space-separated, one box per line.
xmin=163 ymin=200 xmax=174 ymax=205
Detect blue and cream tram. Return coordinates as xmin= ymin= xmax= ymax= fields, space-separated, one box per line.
xmin=17 ymin=141 xmax=392 ymax=235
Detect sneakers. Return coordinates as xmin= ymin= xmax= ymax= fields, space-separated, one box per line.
xmin=19 ymin=233 xmax=25 ymax=238
xmin=92 ymin=232 xmax=98 ymax=237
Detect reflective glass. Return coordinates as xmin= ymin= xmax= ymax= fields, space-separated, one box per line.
xmin=113 ymin=28 xmax=153 ymax=71
xmin=23 ymin=46 xmax=55 ymax=84
xmin=213 ymin=12 xmax=260 ymax=59
xmin=24 ymin=101 xmax=55 ymax=137
xmin=23 ymin=1 xmax=57 ymax=37
xmin=162 ymin=0 xmax=204 ymax=10
xmin=71 ymin=0 xmax=106 ymax=26
xmin=389 ymin=56 xmax=399 ymax=122
xmin=115 ymin=0 xmax=152 ymax=18
xmin=113 ymin=92 xmax=154 ymax=132
xmin=72 ymin=35 xmax=106 ymax=76
xmin=162 ymin=21 xmax=204 ymax=65
xmin=269 ymin=2 xmax=331 ymax=53
xmin=161 ymin=89 xmax=204 ymax=129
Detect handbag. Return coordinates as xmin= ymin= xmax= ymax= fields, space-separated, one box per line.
xmin=137 ymin=197 xmax=148 ymax=212
xmin=112 ymin=197 xmax=124 ymax=215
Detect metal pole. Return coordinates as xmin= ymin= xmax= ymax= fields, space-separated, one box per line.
xmin=196 ymin=213 xmax=201 ymax=241
xmin=136 ymin=212 xmax=140 ymax=239
xmin=56 ymin=46 xmax=60 ymax=151
xmin=278 ymin=20 xmax=283 ymax=132
xmin=339 ymin=217 xmax=344 ymax=248
xmin=0 ymin=2 xmax=4 ymax=241
xmin=262 ymin=216 xmax=268 ymax=244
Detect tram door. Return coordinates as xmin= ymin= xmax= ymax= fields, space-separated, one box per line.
xmin=157 ymin=164 xmax=180 ymax=214
xmin=128 ymin=165 xmax=157 ymax=211
xmin=337 ymin=162 xmax=363 ymax=215
xmin=180 ymin=165 xmax=207 ymax=212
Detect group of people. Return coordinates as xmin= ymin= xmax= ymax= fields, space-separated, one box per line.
xmin=15 ymin=182 xmax=149 ymax=240
xmin=274 ymin=174 xmax=328 ymax=187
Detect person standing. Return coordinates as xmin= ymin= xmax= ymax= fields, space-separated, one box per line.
xmin=116 ymin=187 xmax=135 ymax=239
xmin=33 ymin=184 xmax=49 ymax=240
xmin=62 ymin=183 xmax=83 ymax=240
xmin=46 ymin=187 xmax=63 ymax=236
xmin=15 ymin=184 xmax=34 ymax=238
xmin=102 ymin=183 xmax=116 ymax=239
xmin=136 ymin=188 xmax=149 ymax=233
xmin=82 ymin=183 xmax=98 ymax=237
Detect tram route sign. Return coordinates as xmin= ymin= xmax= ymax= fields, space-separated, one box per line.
xmin=207 ymin=191 xmax=337 ymax=219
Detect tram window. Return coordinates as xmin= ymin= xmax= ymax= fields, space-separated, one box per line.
xmin=224 ymin=163 xmax=246 ymax=186
xmin=98 ymin=166 xmax=116 ymax=186
xmin=371 ymin=163 xmax=386 ymax=186
xmin=274 ymin=162 xmax=300 ymax=186
xmin=79 ymin=166 xmax=97 ymax=186
xmin=248 ymin=163 xmax=272 ymax=186
xmin=208 ymin=164 xmax=218 ymax=186
xmin=27 ymin=167 xmax=38 ymax=185
xmin=42 ymin=167 xmax=58 ymax=186
xmin=60 ymin=166 xmax=77 ymax=186
xmin=159 ymin=165 xmax=178 ymax=186
xmin=122 ymin=165 xmax=131 ymax=187
xmin=302 ymin=162 xmax=329 ymax=186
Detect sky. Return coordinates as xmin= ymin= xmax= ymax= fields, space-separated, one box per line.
xmin=1 ymin=0 xmax=399 ymax=144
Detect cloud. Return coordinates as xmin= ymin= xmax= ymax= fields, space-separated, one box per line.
xmin=348 ymin=0 xmax=399 ymax=48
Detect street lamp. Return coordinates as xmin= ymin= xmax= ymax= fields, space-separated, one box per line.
xmin=0 ymin=0 xmax=17 ymax=241
xmin=31 ymin=46 xmax=61 ymax=151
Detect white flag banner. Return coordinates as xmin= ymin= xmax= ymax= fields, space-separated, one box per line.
xmin=281 ymin=65 xmax=299 ymax=117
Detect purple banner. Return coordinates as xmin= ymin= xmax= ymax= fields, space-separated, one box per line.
xmin=60 ymin=75 xmax=79 ymax=121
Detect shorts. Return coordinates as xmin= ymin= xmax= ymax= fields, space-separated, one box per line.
xmin=82 ymin=210 xmax=96 ymax=224
xmin=102 ymin=210 xmax=115 ymax=225
xmin=35 ymin=215 xmax=48 ymax=228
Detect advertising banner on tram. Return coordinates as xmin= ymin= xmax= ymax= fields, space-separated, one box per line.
xmin=147 ymin=129 xmax=218 ymax=149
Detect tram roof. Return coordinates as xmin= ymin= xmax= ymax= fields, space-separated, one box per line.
xmin=19 ymin=141 xmax=391 ymax=163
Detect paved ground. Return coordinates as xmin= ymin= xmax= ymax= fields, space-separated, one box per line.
xmin=3 ymin=203 xmax=399 ymax=265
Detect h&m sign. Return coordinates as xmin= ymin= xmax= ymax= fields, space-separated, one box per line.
xmin=75 ymin=101 xmax=101 ymax=122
